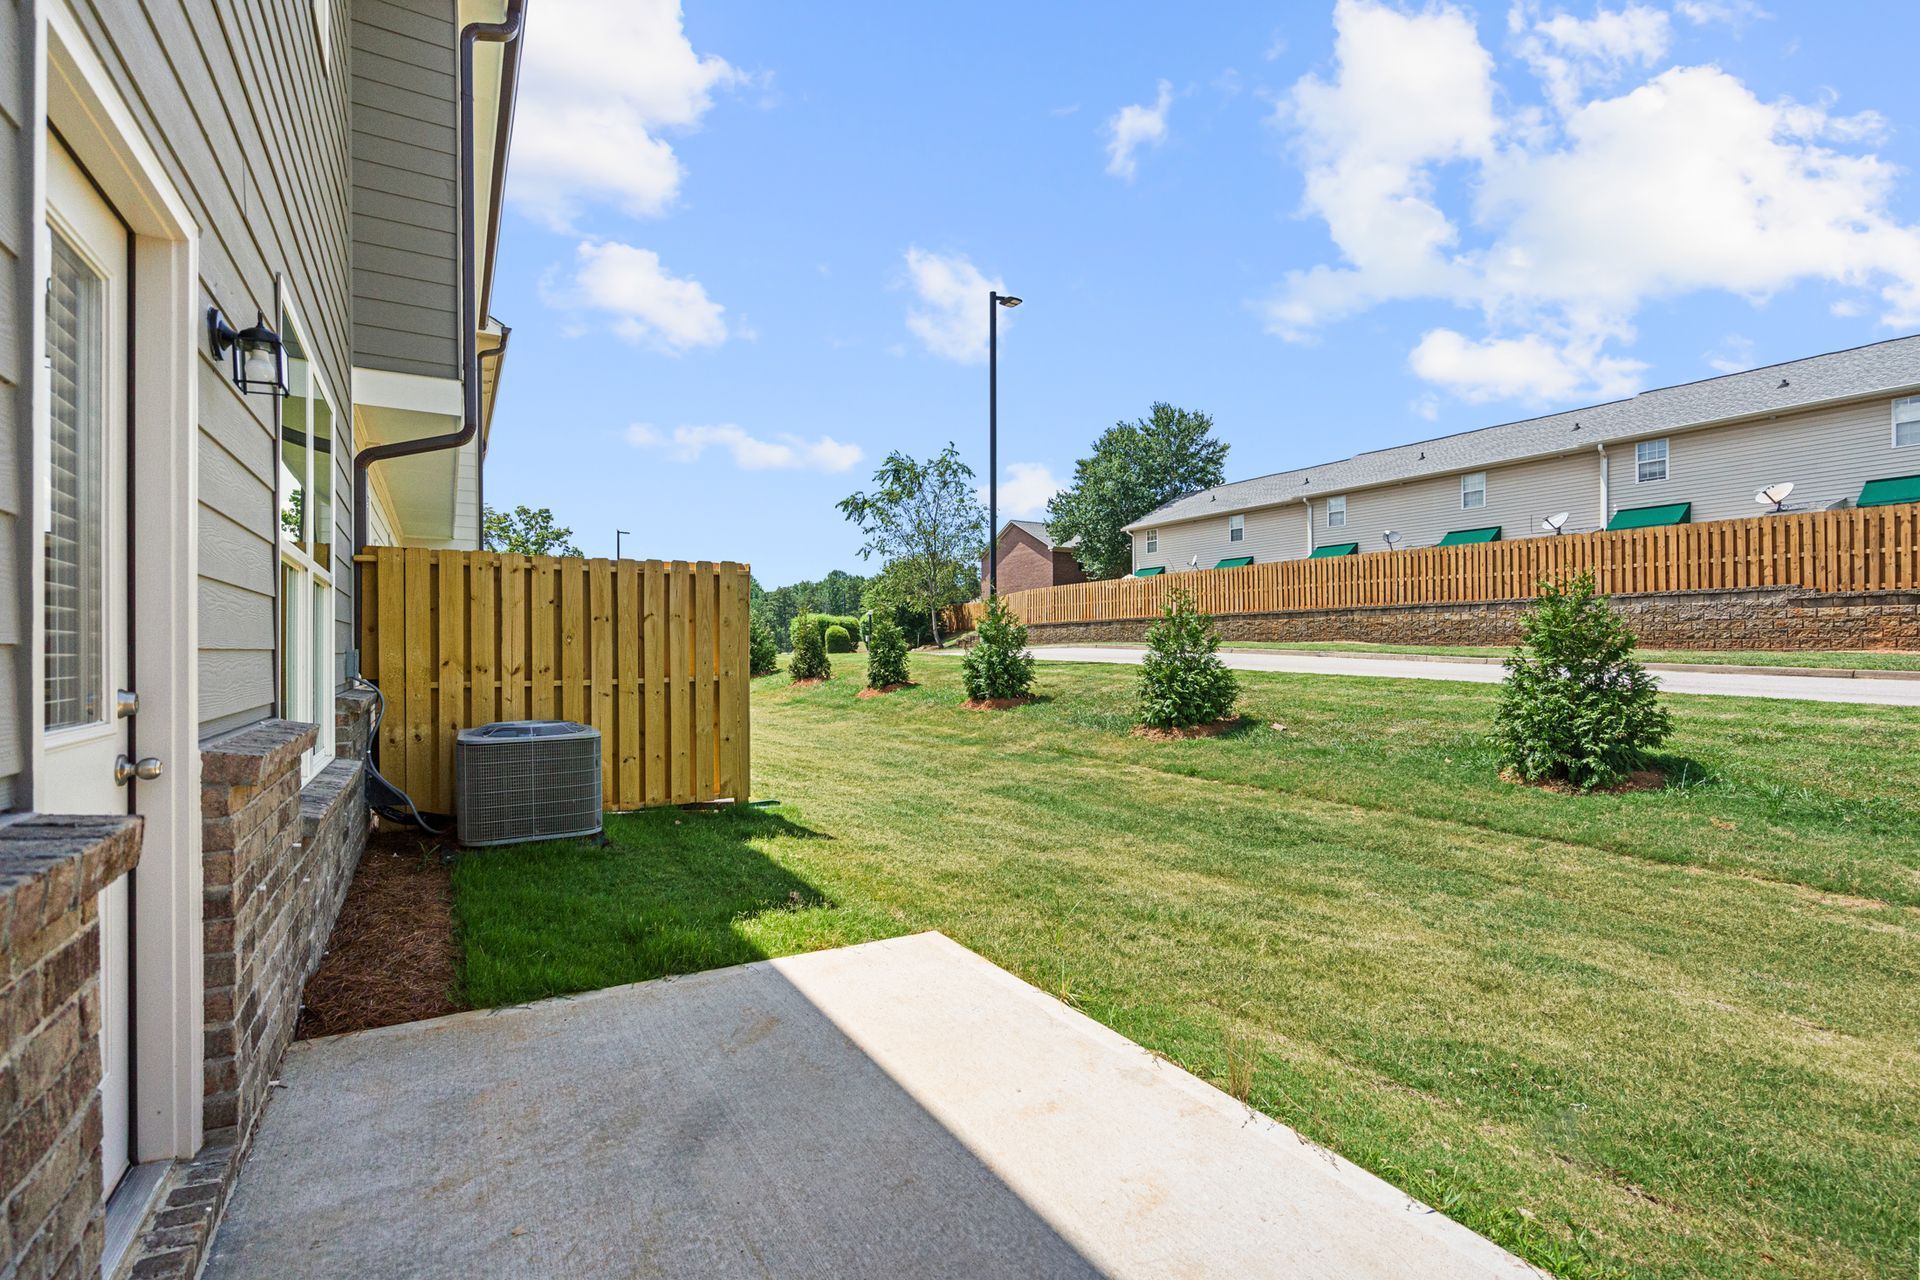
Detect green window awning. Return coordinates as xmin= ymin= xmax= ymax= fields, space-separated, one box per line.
xmin=1134 ymin=565 xmax=1165 ymax=577
xmin=1437 ymin=526 xmax=1501 ymax=546
xmin=1606 ymin=502 xmax=1691 ymax=531
xmin=1858 ymin=475 xmax=1920 ymax=508
xmin=1309 ymin=542 xmax=1359 ymax=559
xmin=1214 ymin=555 xmax=1254 ymax=568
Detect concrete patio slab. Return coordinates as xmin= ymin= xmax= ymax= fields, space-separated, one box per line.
xmin=205 ymin=932 xmax=1537 ymax=1279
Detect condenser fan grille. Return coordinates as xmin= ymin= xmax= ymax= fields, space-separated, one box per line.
xmin=455 ymin=721 xmax=604 ymax=846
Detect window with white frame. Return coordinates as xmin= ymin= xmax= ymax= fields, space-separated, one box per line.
xmin=1461 ymin=471 xmax=1486 ymax=509
xmin=1228 ymin=513 xmax=1244 ymax=543
xmin=1327 ymin=495 xmax=1347 ymax=527
xmin=1636 ymin=438 xmax=1669 ymax=482
xmin=1896 ymin=396 xmax=1920 ymax=447
xmin=278 ymin=298 xmax=336 ymax=778
xmin=1143 ymin=529 xmax=1157 ymax=554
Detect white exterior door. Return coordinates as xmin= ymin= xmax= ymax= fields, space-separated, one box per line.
xmin=40 ymin=139 xmax=133 ymax=1193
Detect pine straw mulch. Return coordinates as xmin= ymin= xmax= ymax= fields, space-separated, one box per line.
xmin=959 ymin=696 xmax=1039 ymax=710
xmin=1499 ymin=766 xmax=1667 ymax=795
xmin=855 ymin=682 xmax=916 ymax=698
xmin=789 ymin=677 xmax=830 ymax=688
xmin=295 ymin=828 xmax=461 ymax=1040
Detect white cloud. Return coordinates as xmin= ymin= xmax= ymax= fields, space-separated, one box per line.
xmin=625 ymin=424 xmax=862 ymax=473
xmin=546 ymin=240 xmax=727 ymax=353
xmin=511 ymin=0 xmax=748 ymax=228
xmin=1267 ymin=0 xmax=1920 ymax=403
xmin=1674 ymin=0 xmax=1768 ymax=27
xmin=1704 ymin=333 xmax=1757 ymax=373
xmin=977 ymin=463 xmax=1062 ymax=519
xmin=1105 ymin=80 xmax=1174 ymax=180
xmin=902 ymin=247 xmax=1005 ymax=363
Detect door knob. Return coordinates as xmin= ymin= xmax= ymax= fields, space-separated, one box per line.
xmin=113 ymin=756 xmax=163 ymax=785
xmin=115 ymin=690 xmax=139 ymax=719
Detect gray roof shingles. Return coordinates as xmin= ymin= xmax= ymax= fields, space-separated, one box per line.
xmin=1124 ymin=335 xmax=1920 ymax=532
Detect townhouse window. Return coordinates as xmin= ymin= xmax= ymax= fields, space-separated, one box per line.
xmin=1461 ymin=472 xmax=1486 ymax=510
xmin=1896 ymin=396 xmax=1920 ymax=447
xmin=278 ymin=297 xmax=336 ymax=778
xmin=1327 ymin=496 xmax=1347 ymax=528
xmin=1228 ymin=514 xmax=1244 ymax=543
xmin=1144 ymin=529 xmax=1157 ymax=554
xmin=1636 ymin=438 xmax=1669 ymax=483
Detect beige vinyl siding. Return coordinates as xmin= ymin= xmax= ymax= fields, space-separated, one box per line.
xmin=1604 ymin=396 xmax=1913 ymax=523
xmin=352 ymin=0 xmax=460 ymax=380
xmin=1135 ymin=503 xmax=1308 ymax=574
xmin=57 ymin=0 xmax=354 ymax=738
xmin=1324 ymin=450 xmax=1604 ymax=552
xmin=0 ymin=1 xmax=29 ymax=807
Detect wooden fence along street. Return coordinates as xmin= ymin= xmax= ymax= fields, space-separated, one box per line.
xmin=358 ymin=549 xmax=751 ymax=815
xmin=945 ymin=503 xmax=1920 ymax=632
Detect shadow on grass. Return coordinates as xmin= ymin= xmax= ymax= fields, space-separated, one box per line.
xmin=452 ymin=806 xmax=855 ymax=1009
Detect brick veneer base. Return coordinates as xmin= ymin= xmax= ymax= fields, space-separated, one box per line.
xmin=1020 ymin=587 xmax=1920 ymax=651
xmin=0 ymin=815 xmax=143 ymax=1280
xmin=122 ymin=693 xmax=375 ymax=1280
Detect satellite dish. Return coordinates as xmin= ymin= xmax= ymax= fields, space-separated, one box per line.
xmin=1543 ymin=511 xmax=1570 ymax=535
xmin=1756 ymin=481 xmax=1794 ymax=512
xmin=1382 ymin=529 xmax=1402 ymax=549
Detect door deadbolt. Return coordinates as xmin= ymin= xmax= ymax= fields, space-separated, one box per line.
xmin=113 ymin=755 xmax=163 ymax=785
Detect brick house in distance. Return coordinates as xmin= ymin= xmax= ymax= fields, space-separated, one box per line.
xmin=981 ymin=521 xmax=1089 ymax=597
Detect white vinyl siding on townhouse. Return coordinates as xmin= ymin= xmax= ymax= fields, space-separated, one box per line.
xmin=1309 ymin=451 xmax=1602 ymax=554
xmin=0 ymin=3 xmax=31 ymax=803
xmin=1603 ymin=396 xmax=1905 ymax=524
xmin=1138 ymin=504 xmax=1308 ymax=572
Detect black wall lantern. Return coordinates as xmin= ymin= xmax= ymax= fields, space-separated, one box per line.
xmin=208 ymin=306 xmax=288 ymax=396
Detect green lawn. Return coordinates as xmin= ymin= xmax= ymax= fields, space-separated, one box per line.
xmin=453 ymin=660 xmax=1920 ymax=1280
xmin=1084 ymin=637 xmax=1920 ymax=671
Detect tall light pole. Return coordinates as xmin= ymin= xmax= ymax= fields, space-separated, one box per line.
xmin=615 ymin=529 xmax=631 ymax=560
xmin=988 ymin=289 xmax=1022 ymax=596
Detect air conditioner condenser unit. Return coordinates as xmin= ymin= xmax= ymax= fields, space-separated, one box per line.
xmin=455 ymin=720 xmax=603 ymax=847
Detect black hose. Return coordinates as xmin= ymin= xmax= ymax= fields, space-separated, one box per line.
xmin=350 ymin=675 xmax=448 ymax=835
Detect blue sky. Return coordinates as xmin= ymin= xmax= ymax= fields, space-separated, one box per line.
xmin=484 ymin=0 xmax=1920 ymax=586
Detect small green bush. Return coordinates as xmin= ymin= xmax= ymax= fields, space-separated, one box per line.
xmin=788 ymin=612 xmax=831 ymax=681
xmin=797 ymin=613 xmax=862 ymax=651
xmin=1137 ymin=589 xmax=1238 ymax=730
xmin=866 ymin=618 xmax=911 ymax=688
xmin=961 ymin=596 xmax=1035 ymax=701
xmin=1494 ymin=574 xmax=1671 ymax=789
xmin=749 ymin=616 xmax=779 ymax=677
xmin=824 ymin=624 xmax=855 ymax=653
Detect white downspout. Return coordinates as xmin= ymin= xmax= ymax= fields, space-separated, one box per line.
xmin=1596 ymin=443 xmax=1609 ymax=528
xmin=1303 ymin=498 xmax=1314 ymax=557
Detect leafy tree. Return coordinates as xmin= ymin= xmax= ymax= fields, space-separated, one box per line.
xmin=1494 ymin=575 xmax=1672 ymax=789
xmin=862 ymin=559 xmax=976 ymax=648
xmin=961 ymin=596 xmax=1035 ymax=702
xmin=866 ymin=617 xmax=911 ymax=689
xmin=483 ymin=504 xmax=582 ymax=557
xmin=788 ymin=613 xmax=831 ymax=681
xmin=756 ymin=571 xmax=876 ymax=646
xmin=748 ymin=615 xmax=779 ymax=677
xmin=1046 ymin=403 xmax=1229 ymax=579
xmin=837 ymin=445 xmax=987 ymax=645
xmin=1136 ymin=590 xmax=1238 ymax=729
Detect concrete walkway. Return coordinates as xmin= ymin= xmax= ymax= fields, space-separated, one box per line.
xmin=941 ymin=645 xmax=1920 ymax=706
xmin=206 ymin=933 xmax=1535 ymax=1279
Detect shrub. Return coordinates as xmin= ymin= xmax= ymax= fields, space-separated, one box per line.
xmin=796 ymin=613 xmax=862 ymax=652
xmin=749 ymin=616 xmax=779 ymax=677
xmin=824 ymin=623 xmax=855 ymax=653
xmin=1494 ymin=574 xmax=1672 ymax=789
xmin=866 ymin=618 xmax=911 ymax=688
xmin=788 ymin=612 xmax=831 ymax=681
xmin=1136 ymin=589 xmax=1238 ymax=730
xmin=961 ymin=596 xmax=1035 ymax=701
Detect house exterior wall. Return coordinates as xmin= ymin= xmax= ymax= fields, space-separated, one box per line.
xmin=1137 ymin=395 xmax=1920 ymax=573
xmin=983 ymin=527 xmax=1078 ymax=596
xmin=351 ymin=0 xmax=462 ymax=381
xmin=1134 ymin=503 xmax=1309 ymax=574
xmin=0 ymin=3 xmax=34 ymax=809
xmin=1602 ymin=394 xmax=1914 ymax=524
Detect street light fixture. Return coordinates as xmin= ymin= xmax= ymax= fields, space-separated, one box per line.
xmin=616 ymin=529 xmax=632 ymax=560
xmin=988 ymin=290 xmax=1022 ymax=596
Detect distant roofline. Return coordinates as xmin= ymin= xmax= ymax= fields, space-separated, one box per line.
xmin=1123 ymin=333 xmax=1920 ymax=533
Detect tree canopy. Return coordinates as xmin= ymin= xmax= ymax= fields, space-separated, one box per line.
xmin=482 ymin=504 xmax=582 ymax=557
xmin=1045 ymin=403 xmax=1228 ymax=579
xmin=837 ymin=445 xmax=987 ymax=645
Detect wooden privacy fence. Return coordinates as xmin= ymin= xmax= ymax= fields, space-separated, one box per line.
xmin=946 ymin=503 xmax=1920 ymax=631
xmin=358 ymin=548 xmax=751 ymax=815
